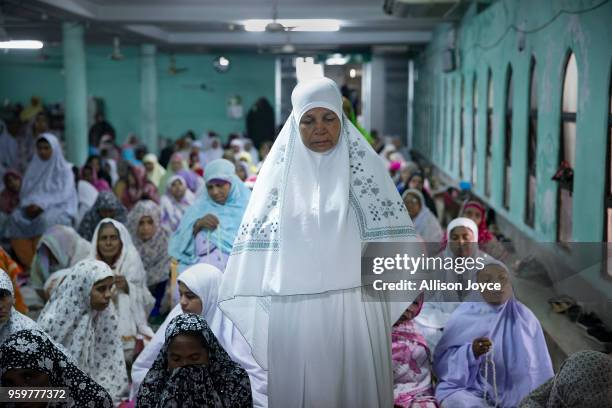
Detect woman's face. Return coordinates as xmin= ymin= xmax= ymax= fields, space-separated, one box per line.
xmin=449 ymin=226 xmax=476 ymax=257
xmin=463 ymin=206 xmax=482 ymax=226
xmin=137 ymin=215 xmax=156 ymax=241
xmin=0 ymin=291 xmax=13 ymax=324
xmin=97 ymin=224 xmax=122 ymax=264
xmin=36 ymin=139 xmax=53 ymax=161
xmin=207 ymin=181 xmax=231 ymax=205
xmin=34 ymin=114 xmax=48 ymax=134
xmin=88 ymin=157 xmax=101 ymax=173
xmin=478 ymin=264 xmax=513 ymax=305
xmin=6 ymin=174 xmax=21 ymax=192
xmin=90 ymin=276 xmax=114 ymax=311
xmin=171 ymin=159 xmax=183 ymax=172
xmin=170 ymin=179 xmax=186 ymax=200
xmin=298 ymin=107 xmax=341 ymax=153
xmin=178 ymin=282 xmax=203 ymax=315
xmin=235 ymin=165 xmax=247 ymax=182
xmin=144 ymin=161 xmax=155 ymax=173
xmin=82 ymin=167 xmax=94 ymax=183
xmin=167 ymin=334 xmax=209 ymax=370
xmin=408 ymin=176 xmax=424 ymax=191
xmin=2 ymin=368 xmax=51 ymax=388
xmin=403 ymin=193 xmax=422 ymax=219
xmin=127 ymin=172 xmax=137 ymax=188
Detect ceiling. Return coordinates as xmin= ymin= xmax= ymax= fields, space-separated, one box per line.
xmin=0 ymin=0 xmax=467 ymax=53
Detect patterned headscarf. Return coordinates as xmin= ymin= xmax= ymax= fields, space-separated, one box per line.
xmin=0 ymin=269 xmax=38 ymax=346
xmin=77 ymin=191 xmax=128 ymax=241
xmin=37 ymin=260 xmax=128 ymax=402
xmin=136 ymin=313 xmax=252 ymax=408
xmin=546 ymin=350 xmax=612 ymax=407
xmin=127 ymin=200 xmax=171 ymax=286
xmin=461 ymin=201 xmax=495 ymax=244
xmin=0 ymin=330 xmax=113 ymax=407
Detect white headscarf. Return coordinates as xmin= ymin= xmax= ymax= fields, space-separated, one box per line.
xmin=90 ymin=218 xmax=155 ymax=339
xmin=37 ymin=260 xmax=128 ymax=402
xmin=446 ymin=217 xmax=479 ymax=241
xmin=402 ymin=188 xmax=443 ymax=244
xmin=19 ymin=133 xmax=77 ymax=217
xmin=130 ymin=264 xmax=267 ymax=407
xmin=202 ymin=135 xmax=224 ymax=165
xmin=0 ymin=268 xmax=38 ymax=345
xmin=219 ymin=77 xmax=416 ymax=367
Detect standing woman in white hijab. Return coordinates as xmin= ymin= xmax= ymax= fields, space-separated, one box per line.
xmin=218 ymin=78 xmax=418 ymax=407
xmin=4 ymin=133 xmax=77 ymax=268
xmin=130 ymin=263 xmax=267 ymax=407
xmin=89 ymin=218 xmax=155 ymax=358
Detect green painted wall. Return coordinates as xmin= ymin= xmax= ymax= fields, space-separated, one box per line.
xmin=0 ymin=46 xmax=275 ymax=145
xmin=413 ymin=0 xmax=612 ymax=243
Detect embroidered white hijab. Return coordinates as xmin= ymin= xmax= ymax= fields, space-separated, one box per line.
xmin=219 ymin=77 xmax=416 ymax=368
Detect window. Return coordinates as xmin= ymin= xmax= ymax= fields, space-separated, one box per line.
xmin=472 ymin=73 xmax=478 ymax=185
xmin=525 ymin=57 xmax=538 ymax=228
xmin=485 ymin=68 xmax=493 ymax=197
xmin=503 ymin=65 xmax=513 ymax=210
xmin=460 ymin=76 xmax=465 ymax=179
xmin=557 ymin=52 xmax=577 ymax=243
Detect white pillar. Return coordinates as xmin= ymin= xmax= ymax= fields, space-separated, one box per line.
xmin=140 ymin=44 xmax=158 ymax=154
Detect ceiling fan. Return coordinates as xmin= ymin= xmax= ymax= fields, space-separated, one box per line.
xmin=264 ymin=0 xmax=297 ymax=32
xmin=167 ymin=56 xmax=188 ymax=75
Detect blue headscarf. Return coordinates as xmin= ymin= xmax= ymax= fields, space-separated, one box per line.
xmin=169 ymin=159 xmax=251 ymax=265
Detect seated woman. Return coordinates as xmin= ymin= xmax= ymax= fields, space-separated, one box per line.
xmin=160 ymin=175 xmax=195 ymax=234
xmin=143 ymin=153 xmax=166 ymax=190
xmin=127 ymin=200 xmax=171 ymax=318
xmin=461 ymin=201 xmax=510 ymax=263
xmin=0 ymin=330 xmax=113 ymax=407
xmin=403 ymin=188 xmax=443 ymax=244
xmin=0 ymin=268 xmax=38 ymax=345
xmin=78 ymin=191 xmax=128 ymax=241
xmin=177 ymin=168 xmax=206 ymax=196
xmin=414 ymin=217 xmax=485 ymax=350
xmin=169 ymin=158 xmax=251 ymax=272
xmin=433 ymin=260 xmax=554 ymax=408
xmin=76 ymin=176 xmax=99 ymax=226
xmin=392 ymin=292 xmax=439 ymax=408
xmin=519 ymin=350 xmax=612 ymax=408
xmin=90 ymin=218 xmax=155 ymax=356
xmin=406 ymin=171 xmax=437 ymax=217
xmin=37 ymin=259 xmax=128 ymax=403
xmin=0 ymin=170 xmax=21 ymax=215
xmin=159 ymin=152 xmax=189 ymax=195
xmin=4 ymin=133 xmax=78 ymax=267
xmin=136 ymin=313 xmax=252 ymax=407
xmin=130 ymin=264 xmax=267 ymax=407
xmin=120 ymin=165 xmax=160 ymax=210
xmin=29 ymin=225 xmax=91 ymax=300
xmin=81 ymin=163 xmax=111 ymax=192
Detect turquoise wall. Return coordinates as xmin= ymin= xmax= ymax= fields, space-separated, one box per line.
xmin=413 ymin=0 xmax=612 ymax=243
xmin=0 ymin=46 xmax=275 ymax=144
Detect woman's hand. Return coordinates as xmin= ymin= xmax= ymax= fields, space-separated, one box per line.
xmin=24 ymin=205 xmax=43 ymax=219
xmin=472 ymin=337 xmax=492 ymax=358
xmin=115 ymin=276 xmax=129 ymax=294
xmin=192 ymin=214 xmax=220 ymax=235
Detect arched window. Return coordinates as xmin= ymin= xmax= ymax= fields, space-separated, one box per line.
xmin=525 ymin=57 xmax=538 ymax=228
xmin=485 ymin=68 xmax=493 ymax=197
xmin=472 ymin=73 xmax=478 ymax=185
xmin=460 ymin=77 xmax=465 ymax=179
xmin=557 ymin=52 xmax=577 ymax=243
xmin=503 ymin=65 xmax=513 ymax=210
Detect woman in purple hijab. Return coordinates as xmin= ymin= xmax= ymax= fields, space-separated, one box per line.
xmin=433 ymin=260 xmax=553 ymax=408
